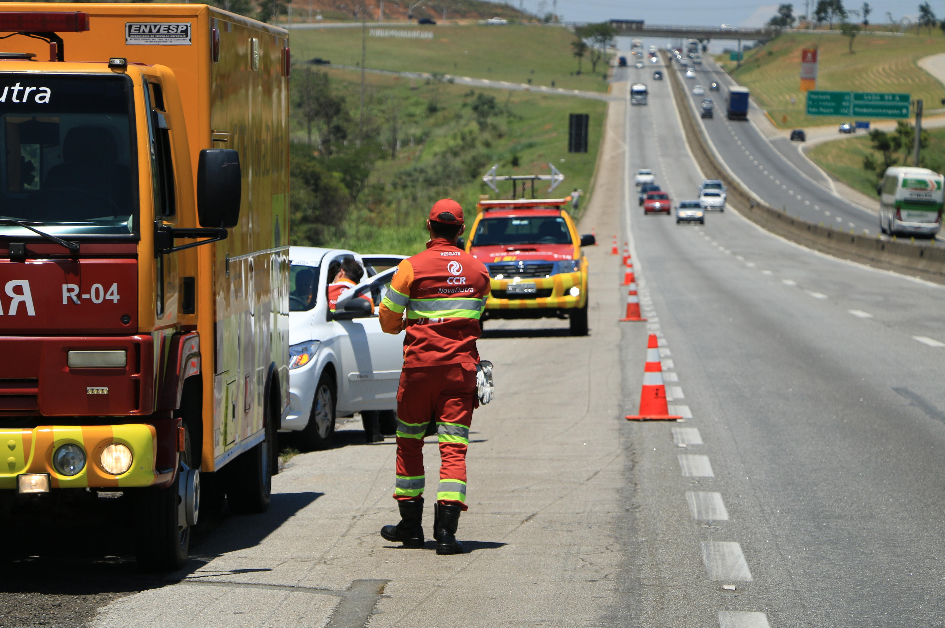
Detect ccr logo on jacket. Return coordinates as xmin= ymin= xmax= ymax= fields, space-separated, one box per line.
xmin=381 ymin=240 xmax=491 ymax=368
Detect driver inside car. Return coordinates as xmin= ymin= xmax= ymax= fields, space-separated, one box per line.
xmin=326 ymin=256 xmax=374 ymax=312
xmin=291 ymin=267 xmax=317 ymax=310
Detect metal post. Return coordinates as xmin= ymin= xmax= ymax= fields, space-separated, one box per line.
xmin=379 ymin=0 xmax=383 ymax=22
xmin=359 ymin=13 xmax=366 ymax=145
xmin=737 ymin=39 xmax=741 ymax=68
xmin=914 ymin=98 xmax=923 ymax=167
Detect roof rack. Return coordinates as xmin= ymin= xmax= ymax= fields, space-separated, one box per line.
xmin=481 ymin=164 xmax=565 ymax=198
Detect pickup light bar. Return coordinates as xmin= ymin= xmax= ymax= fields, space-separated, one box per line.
xmin=0 ymin=12 xmax=90 ymax=33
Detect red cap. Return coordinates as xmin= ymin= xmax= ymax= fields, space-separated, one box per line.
xmin=428 ymin=198 xmax=464 ymax=225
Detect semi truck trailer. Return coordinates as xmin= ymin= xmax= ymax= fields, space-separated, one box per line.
xmin=727 ymin=86 xmax=750 ymax=120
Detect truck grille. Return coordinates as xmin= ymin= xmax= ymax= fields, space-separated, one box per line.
xmin=488 ymin=262 xmax=555 ymax=279
xmin=491 ymin=289 xmax=554 ymax=300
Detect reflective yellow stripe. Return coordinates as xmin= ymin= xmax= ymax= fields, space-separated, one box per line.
xmin=407 ymin=308 xmax=482 ymax=320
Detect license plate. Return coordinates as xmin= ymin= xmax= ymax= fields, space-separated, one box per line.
xmin=506 ymin=282 xmax=537 ymax=295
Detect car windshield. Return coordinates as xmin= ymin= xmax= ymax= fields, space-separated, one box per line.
xmin=703 ymin=182 xmax=723 ymax=190
xmin=290 ymin=264 xmax=320 ymax=312
xmin=680 ymin=202 xmax=701 ymax=208
xmin=638 ymin=170 xmax=652 ymax=176
xmin=0 ymin=74 xmax=137 ymax=238
xmin=472 ymin=216 xmax=572 ymax=246
xmin=649 ymin=193 xmax=669 ymax=200
xmin=702 ymin=191 xmax=721 ymax=198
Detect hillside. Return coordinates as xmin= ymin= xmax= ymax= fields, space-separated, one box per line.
xmin=285 ymin=0 xmax=533 ymax=22
xmin=716 ymin=31 xmax=945 ymax=128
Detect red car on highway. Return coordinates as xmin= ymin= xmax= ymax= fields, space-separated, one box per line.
xmin=643 ymin=191 xmax=672 ymax=214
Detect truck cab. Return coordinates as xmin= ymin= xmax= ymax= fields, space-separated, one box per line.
xmin=464 ymin=198 xmax=595 ymax=336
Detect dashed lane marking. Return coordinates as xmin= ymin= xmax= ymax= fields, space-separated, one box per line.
xmin=719 ymin=611 xmax=770 ymax=628
xmin=824 ymin=211 xmax=831 ymax=216
xmin=761 ymin=270 xmax=773 ymax=275
xmin=686 ymin=491 xmax=728 ymax=520
xmin=849 ymin=309 xmax=873 ymax=318
xmin=679 ymin=454 xmax=714 ymax=477
xmin=665 ymin=371 xmax=679 ymax=382
xmin=668 ymin=386 xmax=684 ymax=399
xmin=849 ymin=222 xmax=856 ymax=228
xmin=782 ymin=279 xmax=797 ymax=286
xmin=701 ymin=541 xmax=753 ymax=581
xmin=673 ymin=427 xmax=703 ymax=447
xmin=914 ymin=336 xmax=945 ymax=347
xmin=668 ymin=403 xmax=691 ymax=418
xmin=835 ymin=217 xmax=843 ymax=222
xmin=662 ymin=359 xmax=675 ymax=370
xmin=746 ymin=262 xmax=756 ymax=267
xmin=659 ymin=348 xmax=672 ymax=357
xmin=807 ymin=291 xmax=828 ymax=299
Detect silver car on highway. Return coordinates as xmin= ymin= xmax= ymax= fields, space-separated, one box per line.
xmin=699 ymin=189 xmax=725 ymax=212
xmin=676 ymin=200 xmax=705 ymax=224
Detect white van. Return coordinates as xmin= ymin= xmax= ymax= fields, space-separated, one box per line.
xmin=631 ymin=83 xmax=648 ymax=105
xmin=878 ymin=167 xmax=944 ymax=237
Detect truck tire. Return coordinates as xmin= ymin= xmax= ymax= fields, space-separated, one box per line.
xmin=299 ymin=373 xmax=336 ymax=451
xmin=134 ymin=424 xmax=194 ymax=572
xmin=378 ymin=410 xmax=398 ymax=436
xmin=227 ymin=395 xmax=275 ymax=515
xmin=569 ymin=300 xmax=589 ymax=336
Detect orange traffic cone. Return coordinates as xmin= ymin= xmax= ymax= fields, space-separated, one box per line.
xmin=620 ymin=283 xmax=646 ymax=322
xmin=622 ymin=243 xmax=630 ymax=266
xmin=621 ymin=259 xmax=635 ymax=286
xmin=626 ymin=334 xmax=681 ymax=421
xmin=611 ymin=236 xmax=618 ymax=255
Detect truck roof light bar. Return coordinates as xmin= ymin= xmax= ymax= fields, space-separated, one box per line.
xmin=477 ymin=198 xmax=572 ymax=211
xmin=0 ymin=11 xmax=90 ymax=33
xmin=481 ymin=163 xmax=566 ymax=198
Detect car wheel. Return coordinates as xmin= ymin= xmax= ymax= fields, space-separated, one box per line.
xmin=700 ymin=219 xmax=705 ymax=224
xmin=569 ymin=299 xmax=589 ymax=336
xmin=299 ymin=373 xmax=336 ymax=451
xmin=676 ymin=219 xmax=680 ymax=224
xmin=879 ymin=214 xmax=887 ymax=234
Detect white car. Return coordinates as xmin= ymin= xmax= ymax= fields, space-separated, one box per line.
xmin=285 ymin=247 xmax=407 ymax=449
xmin=699 ymin=189 xmax=726 ymax=212
xmin=485 ymin=17 xmax=508 ymax=24
xmin=650 ymin=56 xmax=658 ymax=63
xmin=685 ymin=68 xmax=696 ymax=79
xmin=700 ymin=179 xmax=727 ymax=200
xmin=693 ymin=84 xmax=705 ymax=95
xmin=635 ymin=168 xmax=655 ymax=186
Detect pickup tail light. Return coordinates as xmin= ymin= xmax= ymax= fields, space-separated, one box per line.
xmin=0 ymin=12 xmax=90 ymax=33
xmin=895 ymin=209 xmax=903 ymax=222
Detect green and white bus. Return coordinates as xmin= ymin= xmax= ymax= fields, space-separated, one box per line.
xmin=878 ymin=167 xmax=944 ymax=237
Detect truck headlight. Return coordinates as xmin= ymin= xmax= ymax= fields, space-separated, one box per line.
xmin=289 ymin=340 xmax=321 ymax=370
xmin=53 ymin=444 xmax=86 ymax=476
xmin=100 ymin=443 xmax=133 ymax=476
xmin=553 ymin=260 xmax=581 ymax=274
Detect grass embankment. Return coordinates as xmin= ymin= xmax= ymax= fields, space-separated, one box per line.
xmin=281 ymin=0 xmax=531 ymax=24
xmin=715 ymin=31 xmax=945 ymax=128
xmin=807 ymin=128 xmax=945 ymax=198
xmin=291 ymin=24 xmax=611 ymax=93
xmin=291 ymin=68 xmax=605 ymax=254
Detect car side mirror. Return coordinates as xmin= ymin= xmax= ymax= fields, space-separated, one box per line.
xmin=331 ymin=297 xmax=373 ymax=320
xmin=580 ymin=234 xmax=596 ymax=247
xmin=197 ymin=149 xmax=241 ymax=229
xmin=876 ymin=183 xmax=883 ymax=196
xmin=456 ymin=237 xmax=465 ymax=250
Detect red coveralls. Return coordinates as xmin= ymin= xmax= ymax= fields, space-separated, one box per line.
xmin=326 ymin=278 xmax=374 ymax=311
xmin=379 ymin=239 xmax=491 ymax=510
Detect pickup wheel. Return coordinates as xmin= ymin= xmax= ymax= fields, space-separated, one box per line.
xmin=378 ymin=410 xmax=398 ymax=436
xmin=299 ymin=373 xmax=336 ymax=451
xmin=569 ymin=299 xmax=589 ymax=336
xmin=227 ymin=392 xmax=275 ymax=515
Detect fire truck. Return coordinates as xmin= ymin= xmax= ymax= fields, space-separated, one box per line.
xmin=0 ymin=5 xmax=290 ymax=570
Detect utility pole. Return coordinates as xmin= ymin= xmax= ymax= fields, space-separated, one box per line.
xmin=359 ymin=8 xmax=366 ymax=145
xmin=379 ymin=0 xmax=384 ymax=22
xmin=914 ymin=98 xmax=923 ymax=167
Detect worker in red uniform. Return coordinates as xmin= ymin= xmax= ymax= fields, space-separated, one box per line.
xmin=326 ymin=256 xmax=373 ymax=312
xmin=378 ymin=198 xmax=491 ymax=555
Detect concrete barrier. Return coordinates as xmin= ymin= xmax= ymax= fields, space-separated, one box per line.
xmin=663 ymin=52 xmax=945 ymax=284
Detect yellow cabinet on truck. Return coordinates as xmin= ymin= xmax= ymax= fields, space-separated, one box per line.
xmin=0 ymin=4 xmax=289 ymax=570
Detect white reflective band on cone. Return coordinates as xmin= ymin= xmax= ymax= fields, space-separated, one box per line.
xmin=642 ymin=371 xmax=665 ymax=385
xmin=628 ymin=283 xmax=638 ymax=291
xmin=628 ymin=295 xmax=639 ymax=303
xmin=645 ymin=348 xmax=661 ymax=362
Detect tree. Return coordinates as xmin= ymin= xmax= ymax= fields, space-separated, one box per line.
xmin=918 ymin=2 xmax=937 ymax=34
xmin=861 ymin=2 xmax=871 ymax=25
xmin=768 ymin=3 xmax=796 ymax=28
xmin=258 ymin=0 xmax=287 ymax=23
xmin=571 ymin=38 xmax=588 ymax=74
xmin=209 ymin=0 xmax=253 ymax=16
xmin=840 ymin=22 xmax=861 ymax=52
xmin=294 ymin=70 xmax=350 ymax=156
xmin=814 ymin=0 xmax=846 ymax=28
xmin=575 ymin=22 xmax=616 ymax=74
xmin=295 ymin=69 xmax=319 ymax=146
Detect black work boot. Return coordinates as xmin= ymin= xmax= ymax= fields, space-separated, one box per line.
xmin=434 ymin=502 xmax=464 ymax=555
xmin=381 ymin=499 xmax=424 ymax=548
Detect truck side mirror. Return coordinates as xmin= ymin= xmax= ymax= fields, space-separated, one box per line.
xmin=331 ymin=297 xmax=373 ymax=320
xmin=580 ymin=234 xmax=596 ymax=247
xmin=456 ymin=237 xmax=465 ymax=250
xmin=197 ymin=149 xmax=241 ymax=229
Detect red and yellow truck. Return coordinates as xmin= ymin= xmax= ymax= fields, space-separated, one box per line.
xmin=0 ymin=5 xmax=289 ymax=569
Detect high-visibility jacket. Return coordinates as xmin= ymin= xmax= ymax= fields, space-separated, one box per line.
xmin=380 ymin=238 xmax=491 ymax=368
xmin=327 ymin=278 xmax=373 ymax=312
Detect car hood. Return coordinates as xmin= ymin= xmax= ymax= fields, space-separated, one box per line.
xmin=700 ymin=196 xmax=725 ymax=204
xmin=470 ymin=244 xmax=577 ymax=262
xmin=289 ymin=310 xmax=325 ymax=345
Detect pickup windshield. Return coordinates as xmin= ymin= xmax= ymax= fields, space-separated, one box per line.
xmin=0 ymin=74 xmax=137 ymax=238
xmin=472 ymin=216 xmax=573 ymax=246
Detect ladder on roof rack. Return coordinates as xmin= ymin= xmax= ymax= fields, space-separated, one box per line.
xmin=481 ymin=163 xmax=565 ymax=198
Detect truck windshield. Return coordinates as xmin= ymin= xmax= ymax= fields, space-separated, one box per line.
xmin=472 ymin=216 xmax=573 ymax=246
xmin=0 ymin=74 xmax=137 ymax=238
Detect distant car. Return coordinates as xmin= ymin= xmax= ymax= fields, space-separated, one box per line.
xmin=417 ymin=17 xmax=436 ymax=24
xmin=693 ymin=84 xmax=705 ymax=95
xmin=635 ymin=61 xmax=644 ymax=69
xmin=839 ymin=122 xmax=856 ymax=134
xmin=701 ymin=102 xmax=714 ymax=118
xmin=676 ymin=200 xmax=705 ymax=224
xmin=635 ymin=169 xmax=655 ymax=187
xmin=485 ymin=17 xmax=508 ymax=24
xmin=699 ymin=189 xmax=726 ymax=212
xmin=310 ymin=57 xmax=331 ymax=65
xmin=790 ymin=129 xmax=806 ymax=142
xmin=639 ymin=182 xmax=661 ymax=205
xmin=709 ymin=81 xmax=719 ymax=91
xmin=685 ymin=68 xmax=696 ymax=79
xmin=700 ymin=179 xmax=727 ymax=199
xmin=653 ymin=70 xmax=663 ymax=80
xmin=618 ymin=56 xmax=627 ymax=67
xmin=720 ymin=23 xmax=734 ymax=30
xmin=650 ymin=56 xmax=658 ymax=63
xmin=644 ymin=191 xmax=672 ymax=214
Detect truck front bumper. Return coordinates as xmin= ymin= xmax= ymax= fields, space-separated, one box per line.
xmin=485 ymin=271 xmax=587 ymax=315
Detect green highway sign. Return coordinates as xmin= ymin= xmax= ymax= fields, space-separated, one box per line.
xmin=806 ymin=90 xmax=910 ymax=118
xmin=729 ymin=52 xmax=742 ymax=61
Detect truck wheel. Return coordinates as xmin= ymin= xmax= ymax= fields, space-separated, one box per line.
xmin=227 ymin=395 xmax=275 ymax=515
xmin=569 ymin=300 xmax=589 ymax=336
xmin=378 ymin=410 xmax=398 ymax=436
xmin=134 ymin=424 xmax=195 ymax=572
xmin=299 ymin=373 xmax=336 ymax=451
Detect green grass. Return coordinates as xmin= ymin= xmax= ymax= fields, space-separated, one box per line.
xmin=714 ymin=31 xmax=945 ymax=128
xmin=807 ymin=127 xmax=945 ymax=197
xmin=295 ymin=68 xmax=605 ymax=255
xmin=290 ymin=24 xmax=612 ymax=94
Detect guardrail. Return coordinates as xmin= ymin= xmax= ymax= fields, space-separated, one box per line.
xmin=612 ymin=21 xmax=774 ymax=39
xmin=662 ymin=51 xmax=945 ymax=284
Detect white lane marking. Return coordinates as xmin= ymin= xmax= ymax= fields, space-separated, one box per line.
xmin=807 ymin=291 xmax=828 ymax=299
xmin=763 ymin=170 xmax=768 ymax=175
xmin=719 ymin=611 xmax=770 ymax=628
xmin=701 ymin=541 xmax=753 ymax=581
xmin=761 ymin=270 xmax=773 ymax=275
xmin=914 ymin=336 xmax=945 ymax=347
xmin=659 ymin=348 xmax=672 ymax=357
xmin=669 ymin=403 xmax=691 ymax=418
xmin=668 ymin=385 xmax=684 ymax=399
xmin=805 ymin=200 xmax=811 ymax=205
xmin=824 ymin=211 xmax=831 ymax=216
xmin=835 ymin=217 xmax=843 ymax=222
xmin=657 ymin=337 xmax=668 ymax=347
xmin=849 ymin=309 xmax=873 ymax=319
xmin=814 ymin=205 xmax=820 ymax=210
xmin=686 ymin=491 xmax=728 ymax=520
xmin=664 ymin=371 xmax=679 ymax=382
xmin=736 ymin=255 xmax=744 ymax=261
xmin=849 ymin=222 xmax=856 ymax=228
xmin=746 ymin=262 xmax=756 ymax=267
xmin=774 ymin=179 xmax=780 ymax=185
xmin=758 ymin=164 xmax=763 ymax=170
xmin=679 ymin=454 xmax=714 ymax=477
xmin=781 ymin=184 xmax=787 ymax=190
xmin=662 ymin=359 xmax=675 ymax=370
xmin=782 ymin=279 xmax=797 ymax=286
xmin=673 ymin=427 xmax=703 ymax=447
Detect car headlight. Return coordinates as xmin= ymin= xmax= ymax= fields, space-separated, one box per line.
xmin=289 ymin=340 xmax=321 ymax=370
xmin=553 ymin=259 xmax=581 ymax=274
xmin=53 ymin=444 xmax=86 ymax=477
xmin=100 ymin=443 xmax=133 ymax=475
